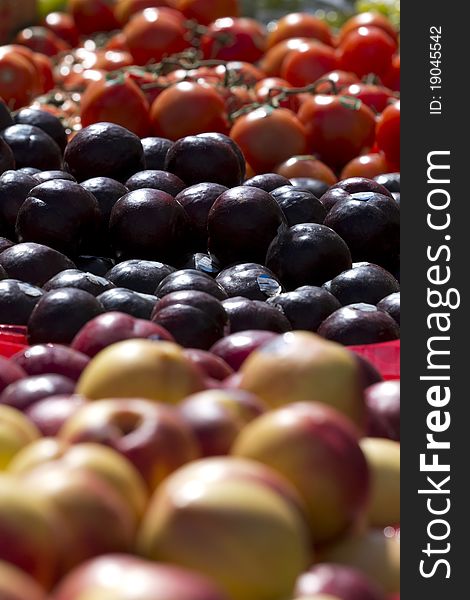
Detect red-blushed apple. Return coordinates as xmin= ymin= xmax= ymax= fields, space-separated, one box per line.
xmin=317 ymin=529 xmax=400 ymax=594
xmin=0 ymin=474 xmax=60 ymax=589
xmin=294 ymin=563 xmax=387 ymax=600
xmin=58 ymin=397 xmax=200 ymax=489
xmin=10 ymin=344 xmax=90 ymax=382
xmin=179 ymin=389 xmax=267 ymax=456
xmin=76 ymin=339 xmax=205 ymax=402
xmin=354 ymin=353 xmax=383 ymax=390
xmin=184 ymin=348 xmax=234 ymax=381
xmin=9 ymin=439 xmax=149 ymax=521
xmin=20 ymin=463 xmax=137 ymax=577
xmin=232 ymin=402 xmax=370 ymax=545
xmin=25 ymin=394 xmax=88 ymax=437
xmin=237 ymin=331 xmax=365 ymax=428
xmin=71 ymin=311 xmax=174 ymax=357
xmin=293 ymin=596 xmax=341 ymax=600
xmin=0 ymin=358 xmax=26 ymax=395
xmin=138 ymin=457 xmax=311 ymax=600
xmin=0 ymin=405 xmax=40 ymax=469
xmin=50 ymin=554 xmax=230 ymax=600
xmin=365 ymin=381 xmax=400 ymax=441
xmin=210 ymin=330 xmax=279 ymax=371
xmin=0 ymin=374 xmax=76 ymax=412
xmin=0 ymin=560 xmax=48 ymax=600
xmin=360 ymin=438 xmax=400 ymax=528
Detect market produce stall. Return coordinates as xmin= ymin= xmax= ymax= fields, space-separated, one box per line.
xmin=0 ymin=1 xmax=400 ymax=599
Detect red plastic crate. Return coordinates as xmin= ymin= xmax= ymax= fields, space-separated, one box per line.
xmin=0 ymin=325 xmax=28 ymax=358
xmin=349 ymin=339 xmax=400 ymax=381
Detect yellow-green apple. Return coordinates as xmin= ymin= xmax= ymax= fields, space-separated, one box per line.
xmin=294 ymin=563 xmax=387 ymax=600
xmin=179 ymin=389 xmax=267 ymax=456
xmin=232 ymin=402 xmax=370 ymax=544
xmin=76 ymin=339 xmax=205 ymax=402
xmin=318 ymin=529 xmax=400 ymax=594
xmin=9 ymin=438 xmax=148 ymax=520
xmin=0 ymin=405 xmax=40 ymax=469
xmin=237 ymin=332 xmax=365 ymax=427
xmin=25 ymin=394 xmax=88 ymax=436
xmin=20 ymin=463 xmax=137 ymax=576
xmin=50 ymin=554 xmax=229 ymax=600
xmin=58 ymin=398 xmax=200 ymax=489
xmin=359 ymin=438 xmax=400 ymax=527
xmin=0 ymin=474 xmax=60 ymax=588
xmin=138 ymin=457 xmax=311 ymax=600
xmin=0 ymin=560 xmax=47 ymax=600
xmin=0 ymin=358 xmax=25 ymax=394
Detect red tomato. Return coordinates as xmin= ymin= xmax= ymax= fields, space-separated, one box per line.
xmin=69 ymin=0 xmax=120 ymax=35
xmin=42 ymin=12 xmax=80 ymax=47
xmin=280 ymin=41 xmax=339 ymax=87
xmin=276 ymin=155 xmax=337 ymax=185
xmin=313 ymin=69 xmax=360 ymax=94
xmin=176 ymin=0 xmax=239 ymax=25
xmin=123 ymin=8 xmax=189 ymax=66
xmin=338 ymin=11 xmax=398 ymax=45
xmin=214 ymin=62 xmax=265 ymax=86
xmin=217 ymin=85 xmax=256 ymax=115
xmin=150 ymin=81 xmax=229 ymax=139
xmin=339 ymin=26 xmax=397 ymax=78
xmin=298 ymin=94 xmax=376 ymax=169
xmin=200 ymin=17 xmax=267 ymax=63
xmin=31 ymin=53 xmax=55 ymax=93
xmin=63 ymin=68 xmax=105 ymax=91
xmin=94 ymin=50 xmax=134 ymax=71
xmin=340 ymin=152 xmax=390 ymax=179
xmin=267 ymin=12 xmax=333 ymax=48
xmin=127 ymin=70 xmax=169 ymax=105
xmin=80 ymin=74 xmax=151 ymax=137
xmin=0 ymin=49 xmax=38 ymax=110
xmin=230 ymin=106 xmax=308 ymax=173
xmin=259 ymin=37 xmax=311 ymax=77
xmin=340 ymin=83 xmax=395 ymax=113
xmin=114 ymin=0 xmax=171 ymax=24
xmin=105 ymin=33 xmax=130 ymax=51
xmin=376 ymin=100 xmax=400 ymax=167
xmin=383 ymin=54 xmax=400 ymax=92
xmin=255 ymin=77 xmax=300 ymax=112
xmin=15 ymin=26 xmax=69 ymax=57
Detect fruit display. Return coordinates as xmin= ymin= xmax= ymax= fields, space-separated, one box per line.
xmin=0 ymin=1 xmax=400 ymax=599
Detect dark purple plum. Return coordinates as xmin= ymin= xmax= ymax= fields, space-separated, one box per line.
xmin=0 ymin=264 xmax=6 ymax=279
xmin=75 ymin=256 xmax=115 ymax=277
xmin=16 ymin=179 xmax=101 ymax=256
xmin=166 ymin=135 xmax=243 ymax=188
xmin=377 ymin=291 xmax=400 ymax=325
xmin=109 ymin=188 xmax=191 ymax=262
xmin=11 ymin=344 xmax=90 ymax=382
xmin=13 ymin=108 xmax=67 ymax=152
xmin=393 ymin=192 xmax=400 ymax=205
xmin=0 ymin=357 xmax=25 ymax=395
xmin=323 ymin=263 xmax=400 ymax=306
xmin=152 ymin=290 xmax=228 ymax=331
xmin=63 ymin=122 xmax=145 ymax=182
xmin=267 ymin=285 xmax=341 ymax=331
xmin=0 ymin=238 xmax=13 ymax=253
xmin=43 ymin=269 xmax=115 ymax=296
xmin=0 ymin=279 xmax=44 ymax=325
xmin=1 ymin=124 xmax=62 ymax=170
xmin=183 ymin=349 xmax=234 ymax=381
xmin=0 ymin=170 xmax=37 ymax=237
xmin=27 ymin=288 xmax=104 ymax=345
xmin=243 ymin=173 xmax=291 ymax=192
xmin=208 ymin=186 xmax=286 ymax=266
xmin=0 ymin=243 xmax=76 ymax=286
xmin=0 ymin=374 xmax=75 ymax=411
xmin=175 ymin=182 xmax=227 ymax=249
xmin=210 ymin=330 xmax=279 ymax=371
xmin=152 ymin=303 xmax=224 ymax=350
xmin=197 ymin=132 xmax=246 ymax=182
xmin=97 ymin=288 xmax=158 ymax=319
xmin=319 ymin=187 xmax=351 ymax=212
xmin=318 ymin=303 xmax=400 ymax=345
xmin=70 ymin=311 xmax=174 ymax=357
xmin=324 ymin=191 xmax=400 ymax=270
xmin=374 ymin=172 xmax=400 ymax=193
xmin=365 ymin=380 xmax=400 ymax=441
xmin=270 ymin=185 xmax=326 ymax=226
xmin=290 ymin=177 xmax=329 ymax=198
xmin=156 ymin=269 xmax=227 ymax=300
xmin=141 ymin=137 xmax=174 ymax=170
xmin=125 ymin=170 xmax=186 ymax=197
xmin=26 ymin=394 xmax=87 ymax=437
xmin=222 ymin=296 xmax=291 ymax=334
xmin=34 ymin=170 xmax=76 ymax=184
xmin=0 ymin=137 xmax=14 ymax=175
xmin=266 ymin=223 xmax=352 ymax=290
xmin=18 ymin=167 xmax=40 ymax=176
xmin=332 ymin=176 xmax=394 ymax=197
xmin=106 ymin=259 xmax=175 ymax=294
xmin=181 ymin=253 xmax=222 ymax=277
xmin=216 ymin=263 xmax=282 ymax=301
xmin=0 ymin=99 xmax=13 ymax=130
